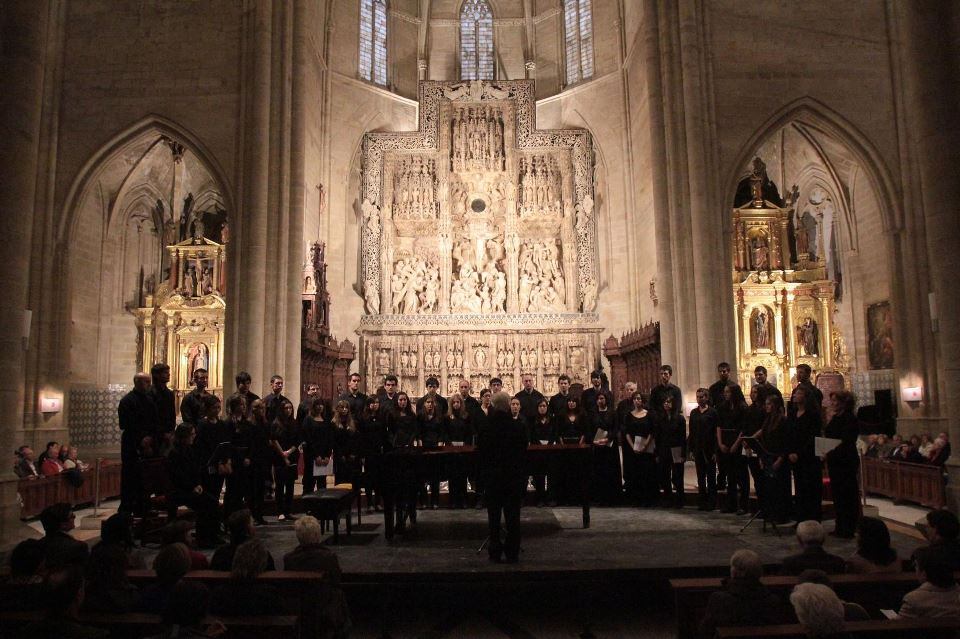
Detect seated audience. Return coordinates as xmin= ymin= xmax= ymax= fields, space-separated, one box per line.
xmin=61 ymin=445 xmax=87 ymax=471
xmin=1 ymin=539 xmax=44 ymax=612
xmin=898 ymin=546 xmax=960 ymax=619
xmin=38 ymin=502 xmax=89 ymax=569
xmin=885 ymin=434 xmax=903 ymax=457
xmin=789 ymin=582 xmax=848 ymax=639
xmin=913 ymin=509 xmax=960 ymax=571
xmin=890 ymin=439 xmax=925 ymax=463
xmin=919 ymin=433 xmax=934 ymax=459
xmin=14 ymin=445 xmax=39 ymax=478
xmin=845 ymin=516 xmax=902 ymax=574
xmin=861 ymin=434 xmax=880 ymax=458
xmin=928 ymin=432 xmax=951 ymax=466
xmin=12 ymin=565 xmax=108 ymax=639
xmin=160 ymin=520 xmax=210 ymax=570
xmin=781 ymin=521 xmax=847 ymax=575
xmin=796 ymin=570 xmax=870 ymax=621
xmin=147 ymin=581 xmax=221 ymax=639
xmin=140 ymin=542 xmax=192 ymax=614
xmin=82 ymin=543 xmax=141 ymax=613
xmin=698 ymin=549 xmax=790 ymax=639
xmin=39 ymin=441 xmax=64 ymax=476
xmin=283 ymin=515 xmax=351 ymax=637
xmin=93 ymin=512 xmax=147 ymax=569
xmin=875 ymin=433 xmax=892 ymax=457
xmin=210 ymin=508 xmax=276 ymax=571
xmin=209 ymin=539 xmax=282 ymax=617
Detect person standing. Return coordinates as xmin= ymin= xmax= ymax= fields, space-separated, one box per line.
xmin=263 ymin=375 xmax=290 ymax=424
xmin=331 ymin=400 xmax=360 ymax=488
xmin=649 ymin=365 xmax=683 ymax=420
xmin=615 ymin=381 xmax=638 ymax=430
xmin=416 ymin=376 xmax=448 ymax=417
xmin=227 ymin=371 xmax=260 ymax=420
xmin=655 ymin=396 xmax=687 ymax=508
xmin=788 ymin=385 xmax=823 ymax=522
xmin=296 ymin=383 xmax=320 ymax=426
xmin=825 ymin=390 xmax=861 ymax=538
xmin=757 ymin=394 xmax=791 ymax=525
xmin=443 ymin=394 xmax=474 ymax=509
xmin=179 ymin=368 xmax=211 ymax=427
xmin=514 ymin=373 xmax=546 ymax=424
xmin=339 ymin=372 xmax=368 ymax=422
xmin=478 ymin=393 xmax=528 ymax=564
xmin=458 ymin=378 xmax=482 ymax=417
xmin=753 ymin=366 xmax=783 ymax=407
xmin=247 ymin=399 xmax=273 ymax=525
xmin=358 ymin=396 xmax=388 ymax=512
xmin=150 ymin=363 xmax=176 ymax=453
xmin=527 ymin=399 xmax=556 ymax=507
xmin=789 ymin=364 xmax=823 ymax=419
xmin=718 ymin=384 xmax=750 ymax=514
xmin=418 ymin=395 xmax=444 ymax=509
xmin=623 ymin=393 xmax=657 ymax=506
xmin=688 ymin=388 xmax=719 ymax=510
xmin=272 ymin=400 xmax=302 ymax=521
xmin=708 ymin=363 xmax=731 ymax=492
xmin=581 ymin=370 xmax=614 ymax=415
xmin=194 ymin=394 xmax=230 ymax=503
xmin=588 ymin=393 xmax=621 ymax=505
xmin=222 ymin=396 xmax=250 ymax=515
xmin=301 ymin=398 xmax=333 ymax=495
xmin=548 ymin=375 xmax=573 ymax=418
xmin=167 ymin=424 xmax=220 ymax=548
xmin=118 ymin=372 xmax=160 ymax=514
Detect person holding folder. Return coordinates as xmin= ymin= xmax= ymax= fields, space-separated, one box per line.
xmin=717 ymin=384 xmax=750 ymax=515
xmin=788 ymin=385 xmax=823 ymax=522
xmin=654 ymin=396 xmax=687 ymax=508
xmin=623 ymin=392 xmax=658 ymax=506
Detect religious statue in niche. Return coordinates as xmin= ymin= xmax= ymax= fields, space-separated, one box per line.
xmin=390 ymin=254 xmax=440 ymax=315
xmin=451 ymin=106 xmax=505 ymax=173
xmin=186 ymin=342 xmax=209 ymax=381
xmin=518 ymin=239 xmax=566 ymax=313
xmin=751 ymin=307 xmax=771 ymax=350
xmin=867 ymin=301 xmax=894 ymax=370
xmin=795 ymin=316 xmax=819 ymax=357
xmin=393 ymin=157 xmax=438 ymax=220
xmin=518 ymin=155 xmax=562 ymax=217
xmin=749 ymin=229 xmax=770 ymax=271
xmin=795 ymin=208 xmax=818 ymax=261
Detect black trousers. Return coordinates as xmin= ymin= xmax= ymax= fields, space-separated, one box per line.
xmin=657 ymin=452 xmax=684 ymax=503
xmin=223 ymin=470 xmax=246 ymax=516
xmin=721 ymin=453 xmax=750 ymax=511
xmin=119 ymin=453 xmax=144 ymax=515
xmin=693 ymin=450 xmax=717 ymax=505
xmin=760 ymin=462 xmax=791 ymax=523
xmin=247 ymin=463 xmax=269 ymax=520
xmin=793 ymin=458 xmax=823 ymax=522
xmin=361 ymin=454 xmax=381 ymax=507
xmin=485 ymin=480 xmax=523 ymax=561
xmin=174 ymin=490 xmax=220 ymax=545
xmin=273 ymin=463 xmax=297 ymax=515
xmin=446 ymin=457 xmax=469 ymax=507
xmin=829 ymin=467 xmax=860 ymax=536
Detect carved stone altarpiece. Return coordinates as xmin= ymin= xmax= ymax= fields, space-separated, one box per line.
xmin=358 ymin=80 xmax=601 ymax=394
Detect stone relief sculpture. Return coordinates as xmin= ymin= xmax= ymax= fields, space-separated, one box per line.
xmin=518 ymin=155 xmax=563 ymax=218
xmin=390 ymin=254 xmax=440 ymax=315
xmin=518 ymin=240 xmax=565 ymax=313
xmin=393 ymin=156 xmax=438 ymax=220
xmin=451 ymin=106 xmax=504 ymax=173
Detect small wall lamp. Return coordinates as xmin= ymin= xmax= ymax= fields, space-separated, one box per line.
xmin=901 ymin=386 xmax=923 ymax=403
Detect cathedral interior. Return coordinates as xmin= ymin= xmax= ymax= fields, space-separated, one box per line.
xmin=0 ymin=0 xmax=958 ymax=549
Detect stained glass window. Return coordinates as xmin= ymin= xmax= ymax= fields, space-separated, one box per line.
xmin=460 ymin=0 xmax=494 ymax=81
xmin=564 ymin=0 xmax=594 ymax=85
xmin=359 ymin=0 xmax=388 ymax=86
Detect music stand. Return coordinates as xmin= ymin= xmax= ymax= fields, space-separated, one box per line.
xmin=738 ymin=437 xmax=782 ymax=537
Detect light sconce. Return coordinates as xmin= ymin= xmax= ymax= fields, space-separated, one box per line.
xmin=39 ymin=396 xmax=62 ymax=413
xmin=901 ymin=386 xmax=923 ymax=403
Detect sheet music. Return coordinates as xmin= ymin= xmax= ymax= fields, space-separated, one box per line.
xmin=815 ymin=437 xmax=842 ymax=458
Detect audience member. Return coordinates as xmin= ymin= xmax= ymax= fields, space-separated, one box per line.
xmin=795 ymin=570 xmax=870 ymax=621
xmin=929 ymin=432 xmax=952 ymax=466
xmin=38 ymin=502 xmax=89 ymax=569
xmin=283 ymin=516 xmax=351 ymax=637
xmin=93 ymin=512 xmax=147 ymax=569
xmin=61 ymin=445 xmax=87 ymax=471
xmin=210 ymin=508 xmax=276 ymax=572
xmin=147 ymin=580 xmax=221 ymax=639
xmin=789 ymin=582 xmax=848 ymax=638
xmin=11 ymin=565 xmax=108 ymax=639
xmin=1 ymin=539 xmax=44 ymax=612
xmin=845 ymin=516 xmax=902 ymax=574
xmin=781 ymin=521 xmax=847 ymax=575
xmin=914 ymin=509 xmax=960 ymax=571
xmin=82 ymin=543 xmax=141 ymax=613
xmin=140 ymin=543 xmax=192 ymax=614
xmin=898 ymin=546 xmax=960 ymax=619
xmin=698 ymin=549 xmax=790 ymax=638
xmin=160 ymin=520 xmax=210 ymax=570
xmin=39 ymin=441 xmax=64 ymax=476
xmin=14 ymin=445 xmax=39 ymax=478
xmin=209 ymin=539 xmax=282 ymax=617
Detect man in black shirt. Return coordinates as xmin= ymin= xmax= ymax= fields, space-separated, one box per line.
xmin=688 ymin=388 xmax=719 ymax=510
xmin=649 ymin=365 xmax=682 ymax=418
xmin=514 ymin=373 xmax=546 ymax=423
xmin=753 ymin=365 xmax=782 ymax=407
xmin=416 ymin=376 xmax=448 ymax=416
xmin=339 ymin=372 xmax=367 ymax=421
xmin=150 ymin=363 xmax=176 ymax=453
xmin=263 ymin=374 xmax=290 ymax=423
xmin=297 ymin=383 xmax=320 ymax=425
xmin=708 ymin=362 xmax=732 ymax=409
xmin=378 ymin=374 xmax=400 ymax=419
xmin=788 ymin=364 xmax=823 ymax=418
xmin=117 ymin=372 xmax=160 ymax=514
xmin=615 ymin=381 xmax=637 ymax=426
xmin=179 ymin=368 xmax=211 ymax=426
xmin=548 ymin=374 xmax=572 ymax=417
xmin=458 ymin=377 xmax=481 ymax=416
xmin=581 ymin=370 xmax=614 ymax=414
xmin=226 ymin=371 xmax=260 ymax=419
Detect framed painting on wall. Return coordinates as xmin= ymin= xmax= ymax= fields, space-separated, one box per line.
xmin=867 ymin=301 xmax=894 ymax=370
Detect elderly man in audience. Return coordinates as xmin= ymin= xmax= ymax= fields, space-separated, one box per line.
xmin=283 ymin=515 xmax=352 ymax=638
xmin=781 ymin=520 xmax=847 ymax=575
xmin=14 ymin=445 xmax=39 ymax=478
xmin=795 ymin=570 xmax=870 ymax=621
xmin=898 ymin=546 xmax=960 ymax=619
xmin=698 ymin=549 xmax=790 ymax=638
xmin=789 ymin=582 xmax=847 ymax=639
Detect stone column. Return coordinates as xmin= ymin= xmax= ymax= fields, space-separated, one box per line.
xmin=0 ymin=0 xmax=49 ymax=540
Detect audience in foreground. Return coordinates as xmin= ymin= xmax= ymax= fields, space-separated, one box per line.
xmin=898 ymin=546 xmax=960 ymax=619
xmin=209 ymin=539 xmax=281 ymax=617
xmin=789 ymin=582 xmax=848 ymax=639
xmin=698 ymin=549 xmax=790 ymax=638
xmin=844 ymin=516 xmax=902 ymax=574
xmin=210 ymin=508 xmax=276 ymax=572
xmin=781 ymin=521 xmax=847 ymax=576
xmin=283 ymin=515 xmax=351 ymax=638
xmin=796 ymin=569 xmax=870 ymax=621
xmin=12 ymin=566 xmax=108 ymax=639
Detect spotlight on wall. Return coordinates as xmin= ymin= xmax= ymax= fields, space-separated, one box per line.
xmin=901 ymin=386 xmax=923 ymax=403
xmin=39 ymin=396 xmax=62 ymax=413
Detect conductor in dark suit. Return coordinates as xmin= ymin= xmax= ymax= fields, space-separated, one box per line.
xmin=477 ymin=392 xmax=529 ymax=564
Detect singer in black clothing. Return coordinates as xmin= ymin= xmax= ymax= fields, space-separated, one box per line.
xmin=757 ymin=395 xmax=791 ymax=525
xmin=708 ymin=363 xmax=732 ymax=409
xmin=387 ymin=393 xmax=419 ymax=530
xmin=443 ymin=394 xmax=474 ymax=509
xmin=418 ymin=395 xmax=445 ymax=508
xmin=717 ymin=384 xmax=750 ymax=514
xmin=622 ymin=393 xmax=658 ymax=506
xmin=358 ymin=396 xmax=389 ymax=512
xmin=416 ymin=377 xmax=448 ymax=418
xmin=554 ymin=395 xmax=587 ymax=504
xmin=788 ymin=385 xmax=823 ymax=522
xmin=179 ymin=368 xmax=211 ymax=427
xmin=688 ymin=388 xmax=719 ymax=510
xmin=301 ymin=398 xmax=332 ymax=494
xmin=338 ymin=373 xmax=367 ymax=422
xmin=547 ymin=375 xmax=573 ymax=418
xmin=650 ymin=365 xmax=683 ymax=420
xmin=654 ymin=396 xmax=686 ymax=508
xmin=470 ymin=389 xmax=494 ymax=508
xmin=272 ymin=400 xmax=302 ymax=521
xmin=514 ymin=374 xmax=546 ymax=423
xmin=150 ymin=363 xmax=176 ymax=452
xmin=589 ymin=393 xmax=621 ymax=505
xmin=117 ymin=372 xmax=160 ymax=515
xmin=788 ymin=364 xmax=823 ymax=418
xmin=262 ymin=375 xmax=290 ymax=424
xmin=331 ymin=400 xmax=360 ymax=487
xmin=527 ymin=399 xmax=556 ymax=506
xmin=247 ymin=399 xmax=274 ymax=525
xmin=167 ymin=424 xmax=220 ymax=548
xmin=581 ymin=370 xmax=614 ymax=414
xmin=478 ymin=393 xmax=528 ymax=563
xmin=226 ymin=371 xmax=260 ymax=420
xmin=295 ymin=384 xmax=320 ymax=426
xmin=825 ymin=390 xmax=860 ymax=538
xmin=223 ymin=396 xmax=249 ymax=515
xmin=194 ymin=395 xmax=230 ymax=500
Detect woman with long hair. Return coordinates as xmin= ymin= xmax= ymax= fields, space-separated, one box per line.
xmin=301 ymin=397 xmax=333 ymax=495
xmin=553 ymin=395 xmax=587 ymax=504
xmin=223 ymin=395 xmax=249 ymax=516
xmin=167 ymin=423 xmax=220 ymax=547
xmin=845 ymin=516 xmax=902 ymax=574
xmin=272 ymin=399 xmax=302 ymax=521
xmin=589 ymin=393 xmax=622 ymax=505
xmin=623 ymin=392 xmax=658 ymax=506
xmin=528 ymin=398 xmax=556 ymax=507
xmin=788 ymin=385 xmax=823 ymax=522
xmin=471 ymin=388 xmax=494 ymax=509
xmin=825 ymin=390 xmax=861 ymax=538
xmin=385 ymin=393 xmax=419 ymax=530
xmin=418 ymin=395 xmax=444 ymax=508
xmin=717 ymin=384 xmax=750 ymax=514
xmin=332 ymin=399 xmax=360 ymax=487
xmin=654 ymin=396 xmax=687 ymax=508
xmin=758 ymin=394 xmax=791 ymax=524
xmin=443 ymin=393 xmax=473 ymax=509
xmin=358 ymin=395 xmax=388 ymax=512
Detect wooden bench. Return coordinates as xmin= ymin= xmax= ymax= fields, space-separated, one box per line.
xmin=301 ymin=487 xmax=360 ymax=543
xmin=126 ymin=569 xmax=330 ymax=639
xmin=18 ymin=460 xmax=122 ymax=519
xmin=862 ymin=456 xmax=946 ymax=508
xmin=0 ymin=610 xmax=297 ymax=639
xmin=717 ymin=618 xmax=960 ymax=638
xmin=671 ymin=573 xmax=928 ymax=639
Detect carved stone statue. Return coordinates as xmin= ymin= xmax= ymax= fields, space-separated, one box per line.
xmin=796 ymin=209 xmax=818 ymax=261
xmin=753 ymin=308 xmax=770 ymax=350
xmin=581 ymin=278 xmax=597 ymax=312
xmin=363 ymin=279 xmax=380 ymax=314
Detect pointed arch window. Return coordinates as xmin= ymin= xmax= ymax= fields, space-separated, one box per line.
xmin=564 ymin=0 xmax=594 ymax=85
xmin=359 ymin=0 xmax=388 ymax=86
xmin=460 ymin=0 xmax=494 ymax=81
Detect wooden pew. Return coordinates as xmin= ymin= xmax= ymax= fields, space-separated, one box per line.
xmin=717 ymin=618 xmax=960 ymax=638
xmin=17 ymin=460 xmax=123 ymax=519
xmin=861 ymin=456 xmax=946 ymax=509
xmin=671 ymin=573 xmax=928 ymax=639
xmin=0 ymin=610 xmax=297 ymax=639
xmin=127 ymin=569 xmax=330 ymax=639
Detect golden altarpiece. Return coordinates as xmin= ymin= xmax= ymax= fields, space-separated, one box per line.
xmin=358 ymin=80 xmax=601 ymax=396
xmin=135 ymin=233 xmax=226 ymax=404
xmin=733 ymin=158 xmax=848 ymax=393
